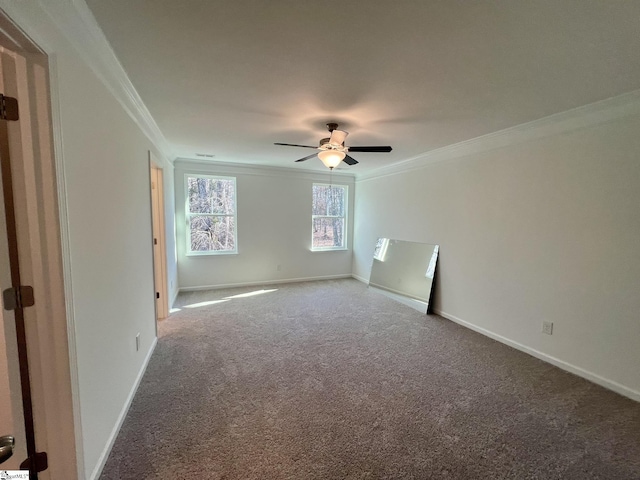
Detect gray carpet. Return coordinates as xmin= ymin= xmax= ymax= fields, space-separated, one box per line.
xmin=100 ymin=279 xmax=640 ymax=479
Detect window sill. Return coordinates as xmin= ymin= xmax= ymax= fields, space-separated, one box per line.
xmin=186 ymin=250 xmax=238 ymax=257
xmin=310 ymin=247 xmax=349 ymax=252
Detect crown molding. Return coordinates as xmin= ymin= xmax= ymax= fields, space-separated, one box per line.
xmin=3 ymin=0 xmax=175 ymax=164
xmin=6 ymin=1 xmax=639 ymax=179
xmin=175 ymin=157 xmax=356 ymax=183
xmin=357 ymin=89 xmax=640 ymax=183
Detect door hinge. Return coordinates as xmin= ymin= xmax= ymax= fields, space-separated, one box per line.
xmin=154 ymin=238 xmax=158 ymax=245
xmin=0 ymin=94 xmax=19 ymax=121
xmin=20 ymin=451 xmax=48 ymax=473
xmin=156 ymin=292 xmax=160 ymax=299
xmin=2 ymin=286 xmax=35 ymax=310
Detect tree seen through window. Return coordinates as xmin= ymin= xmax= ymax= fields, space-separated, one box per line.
xmin=312 ymin=184 xmax=347 ymax=250
xmin=187 ymin=175 xmax=237 ymax=253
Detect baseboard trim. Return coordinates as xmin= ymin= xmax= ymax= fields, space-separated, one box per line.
xmin=89 ymin=336 xmax=158 ymax=480
xmin=434 ymin=309 xmax=640 ymax=403
xmin=179 ymin=274 xmax=353 ymax=293
xmin=351 ymin=273 xmax=368 ymax=284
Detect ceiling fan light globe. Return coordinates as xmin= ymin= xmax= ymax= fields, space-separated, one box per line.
xmin=318 ymin=150 xmax=345 ymax=169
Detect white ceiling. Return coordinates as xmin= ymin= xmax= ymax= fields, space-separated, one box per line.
xmin=85 ymin=0 xmax=640 ymax=176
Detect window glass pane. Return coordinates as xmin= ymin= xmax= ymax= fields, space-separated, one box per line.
xmin=189 ymin=215 xmax=236 ymax=252
xmin=312 ymin=185 xmax=345 ymax=216
xmin=312 ymin=217 xmax=345 ymax=249
xmin=312 ymin=185 xmax=326 ymax=216
xmin=188 ymin=177 xmax=235 ymax=214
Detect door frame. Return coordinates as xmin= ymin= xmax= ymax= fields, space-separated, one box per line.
xmin=149 ymin=152 xmax=169 ymax=321
xmin=0 ymin=11 xmax=79 ymax=480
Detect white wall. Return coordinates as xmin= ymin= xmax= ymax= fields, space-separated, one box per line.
xmin=61 ymin=64 xmax=166 ymax=480
xmin=353 ymin=111 xmax=640 ymax=399
xmin=175 ymin=160 xmax=355 ymax=289
xmin=1 ymin=2 xmax=177 ymax=478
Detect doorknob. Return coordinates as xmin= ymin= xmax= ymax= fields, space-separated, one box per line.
xmin=0 ymin=435 xmax=15 ymax=463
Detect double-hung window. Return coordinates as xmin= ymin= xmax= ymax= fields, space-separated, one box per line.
xmin=186 ymin=174 xmax=237 ymax=254
xmin=312 ymin=183 xmax=347 ymax=251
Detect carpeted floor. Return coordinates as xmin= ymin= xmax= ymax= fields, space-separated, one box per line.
xmin=100 ymin=279 xmax=640 ymax=479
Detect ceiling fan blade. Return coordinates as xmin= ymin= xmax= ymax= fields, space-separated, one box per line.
xmin=294 ymin=153 xmax=319 ymax=163
xmin=347 ymin=146 xmax=393 ymax=153
xmin=329 ymin=129 xmax=348 ymax=146
xmin=274 ymin=143 xmax=318 ymax=149
xmin=342 ymin=155 xmax=359 ymax=166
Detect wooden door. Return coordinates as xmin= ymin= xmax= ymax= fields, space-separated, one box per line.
xmin=0 ymin=131 xmax=28 ymax=471
xmin=150 ymin=157 xmax=168 ymax=320
xmin=0 ymin=60 xmax=40 ymax=475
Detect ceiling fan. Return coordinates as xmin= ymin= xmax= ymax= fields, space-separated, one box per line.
xmin=274 ymin=123 xmax=393 ymax=170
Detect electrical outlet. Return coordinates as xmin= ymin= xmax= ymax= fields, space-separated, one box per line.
xmin=542 ymin=321 xmax=553 ymax=335
xmin=136 ymin=333 xmax=141 ymax=351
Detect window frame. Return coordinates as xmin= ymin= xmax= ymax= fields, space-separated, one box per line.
xmin=311 ymin=183 xmax=348 ymax=252
xmin=184 ymin=173 xmax=238 ymax=256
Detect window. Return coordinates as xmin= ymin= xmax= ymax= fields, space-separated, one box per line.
xmin=186 ymin=174 xmax=237 ymax=254
xmin=312 ymin=183 xmax=347 ymax=250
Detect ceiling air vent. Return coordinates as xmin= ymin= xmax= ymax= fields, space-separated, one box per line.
xmin=195 ymin=153 xmax=215 ymax=158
